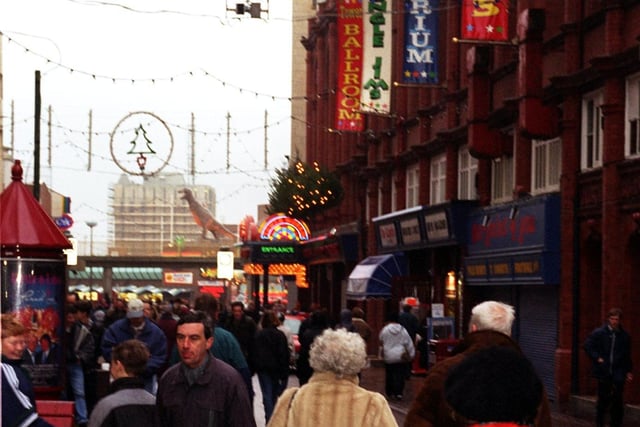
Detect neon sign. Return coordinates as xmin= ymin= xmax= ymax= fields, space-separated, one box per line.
xmin=259 ymin=214 xmax=310 ymax=241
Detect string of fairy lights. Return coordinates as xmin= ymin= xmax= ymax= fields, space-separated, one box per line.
xmin=0 ymin=29 xmax=355 ymax=137
xmin=2 ymin=1 xmax=437 ymax=231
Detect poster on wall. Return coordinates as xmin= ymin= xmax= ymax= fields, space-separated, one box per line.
xmin=1 ymin=259 xmax=66 ymax=389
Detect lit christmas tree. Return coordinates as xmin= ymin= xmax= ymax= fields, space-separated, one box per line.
xmin=268 ymin=161 xmax=343 ymax=220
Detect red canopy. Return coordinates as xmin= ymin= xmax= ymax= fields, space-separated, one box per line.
xmin=0 ymin=160 xmax=71 ymax=249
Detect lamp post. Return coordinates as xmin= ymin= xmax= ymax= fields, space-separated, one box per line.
xmin=86 ymin=221 xmax=97 ymax=256
xmin=86 ymin=221 xmax=97 ymax=300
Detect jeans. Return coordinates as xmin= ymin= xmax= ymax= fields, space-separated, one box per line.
xmin=257 ymin=372 xmax=286 ymax=423
xmin=384 ymin=362 xmax=406 ymax=398
xmin=67 ymin=363 xmax=88 ymax=424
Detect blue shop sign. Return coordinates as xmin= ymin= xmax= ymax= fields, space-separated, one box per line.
xmin=464 ymin=194 xmax=560 ymax=285
xmin=374 ymin=201 xmax=477 ymax=253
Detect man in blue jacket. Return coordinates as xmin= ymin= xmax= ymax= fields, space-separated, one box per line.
xmin=584 ymin=307 xmax=633 ymax=427
xmin=102 ymin=298 xmax=167 ymax=394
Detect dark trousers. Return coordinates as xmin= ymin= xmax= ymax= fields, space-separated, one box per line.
xmin=596 ymin=379 xmax=625 ymax=427
xmin=384 ymin=362 xmax=406 ymax=397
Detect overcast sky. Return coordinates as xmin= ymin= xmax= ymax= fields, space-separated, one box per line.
xmin=1 ymin=0 xmax=294 ymax=250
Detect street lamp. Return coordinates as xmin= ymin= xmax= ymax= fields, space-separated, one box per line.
xmin=86 ymin=221 xmax=97 ymax=301
xmin=86 ymin=221 xmax=97 ymax=256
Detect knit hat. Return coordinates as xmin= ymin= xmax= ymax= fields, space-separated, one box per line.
xmin=127 ymin=298 xmax=144 ymax=318
xmin=444 ymin=346 xmax=543 ymax=425
xmin=93 ymin=310 xmax=106 ymax=323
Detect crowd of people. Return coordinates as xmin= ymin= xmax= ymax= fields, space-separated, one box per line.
xmin=1 ymin=295 xmax=633 ymax=427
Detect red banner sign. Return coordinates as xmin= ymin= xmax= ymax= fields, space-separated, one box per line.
xmin=335 ymin=0 xmax=364 ymax=131
xmin=460 ymin=0 xmax=510 ymax=42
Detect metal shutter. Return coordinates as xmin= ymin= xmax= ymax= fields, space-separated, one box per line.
xmin=516 ymin=285 xmax=558 ymax=401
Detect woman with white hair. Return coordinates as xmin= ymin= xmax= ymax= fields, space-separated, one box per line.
xmin=267 ymin=328 xmax=398 ymax=427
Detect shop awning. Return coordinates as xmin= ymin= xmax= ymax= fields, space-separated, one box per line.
xmin=347 ymin=253 xmax=407 ymax=300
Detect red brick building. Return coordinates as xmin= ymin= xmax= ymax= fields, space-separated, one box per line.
xmin=300 ymin=0 xmax=639 ymax=404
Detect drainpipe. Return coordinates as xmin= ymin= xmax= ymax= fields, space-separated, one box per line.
xmin=571 ymin=179 xmax=581 ymax=393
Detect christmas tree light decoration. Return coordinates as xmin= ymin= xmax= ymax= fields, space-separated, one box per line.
xmin=110 ymin=111 xmax=174 ymax=176
xmin=268 ymin=160 xmax=343 ymax=220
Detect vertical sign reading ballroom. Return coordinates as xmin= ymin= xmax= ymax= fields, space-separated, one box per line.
xmin=336 ymin=0 xmax=364 ymax=132
xmin=460 ymin=0 xmax=510 ymax=42
xmin=361 ymin=0 xmax=392 ymax=114
xmin=403 ymin=0 xmax=439 ymax=84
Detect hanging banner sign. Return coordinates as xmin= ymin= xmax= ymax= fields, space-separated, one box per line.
xmin=335 ymin=0 xmax=364 ymax=132
xmin=403 ymin=0 xmax=439 ymax=84
xmin=460 ymin=0 xmax=510 ymax=42
xmin=360 ymin=0 xmax=392 ymax=114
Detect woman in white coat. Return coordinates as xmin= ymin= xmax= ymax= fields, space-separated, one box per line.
xmin=379 ymin=311 xmax=415 ymax=400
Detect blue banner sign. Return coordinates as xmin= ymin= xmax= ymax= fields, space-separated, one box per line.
xmin=403 ymin=0 xmax=439 ymax=84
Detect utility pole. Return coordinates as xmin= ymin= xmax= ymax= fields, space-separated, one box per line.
xmin=264 ymin=109 xmax=268 ymax=170
xmin=191 ymin=112 xmax=196 ymax=183
xmin=33 ymin=70 xmax=41 ymax=201
xmin=226 ymin=112 xmax=231 ymax=171
xmin=88 ymin=110 xmax=93 ymax=171
xmin=47 ymin=105 xmax=52 ymax=166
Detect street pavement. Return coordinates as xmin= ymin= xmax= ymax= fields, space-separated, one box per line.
xmin=253 ymin=362 xmax=600 ymax=427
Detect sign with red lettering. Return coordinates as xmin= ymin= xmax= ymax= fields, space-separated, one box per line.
xmin=378 ymin=222 xmax=398 ymax=248
xmin=336 ymin=0 xmax=364 ymax=131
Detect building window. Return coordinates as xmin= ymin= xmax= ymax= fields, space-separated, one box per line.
xmin=581 ymin=90 xmax=603 ymax=170
xmin=532 ymin=138 xmax=561 ymax=195
xmin=458 ymin=146 xmax=478 ymax=200
xmin=430 ymin=154 xmax=446 ymax=205
xmin=491 ymin=155 xmax=514 ymax=203
xmin=406 ymin=164 xmax=420 ymax=208
xmin=626 ymin=73 xmax=640 ymax=158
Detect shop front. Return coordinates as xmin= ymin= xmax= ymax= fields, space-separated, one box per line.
xmin=240 ymin=240 xmax=307 ymax=311
xmin=300 ymin=228 xmax=359 ymax=317
xmin=351 ymin=201 xmax=475 ymax=344
xmin=463 ymin=193 xmax=560 ymax=400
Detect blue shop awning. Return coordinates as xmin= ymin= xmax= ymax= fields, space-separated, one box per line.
xmin=347 ymin=253 xmax=407 ymax=300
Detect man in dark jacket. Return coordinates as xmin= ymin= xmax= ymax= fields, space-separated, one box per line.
xmin=404 ymin=301 xmax=551 ymax=427
xmin=252 ymin=310 xmax=290 ymax=423
xmin=156 ymin=311 xmax=256 ymax=427
xmin=101 ymin=298 xmax=167 ymax=395
xmin=193 ymin=293 xmax=254 ymax=399
xmin=584 ymin=307 xmax=633 ymax=427
xmin=88 ymin=339 xmax=158 ymax=427
xmin=65 ymin=302 xmax=95 ymax=427
xmin=224 ymin=301 xmax=257 ymax=372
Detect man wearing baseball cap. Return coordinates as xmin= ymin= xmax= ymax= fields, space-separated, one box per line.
xmin=102 ymin=298 xmax=167 ymax=394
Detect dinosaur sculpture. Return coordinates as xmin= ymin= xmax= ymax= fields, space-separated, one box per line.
xmin=179 ymin=188 xmax=236 ymax=240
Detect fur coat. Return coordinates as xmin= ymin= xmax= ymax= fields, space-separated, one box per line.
xmin=267 ymin=371 xmax=397 ymax=427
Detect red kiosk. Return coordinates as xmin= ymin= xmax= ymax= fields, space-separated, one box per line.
xmin=0 ymin=160 xmax=72 ymax=401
